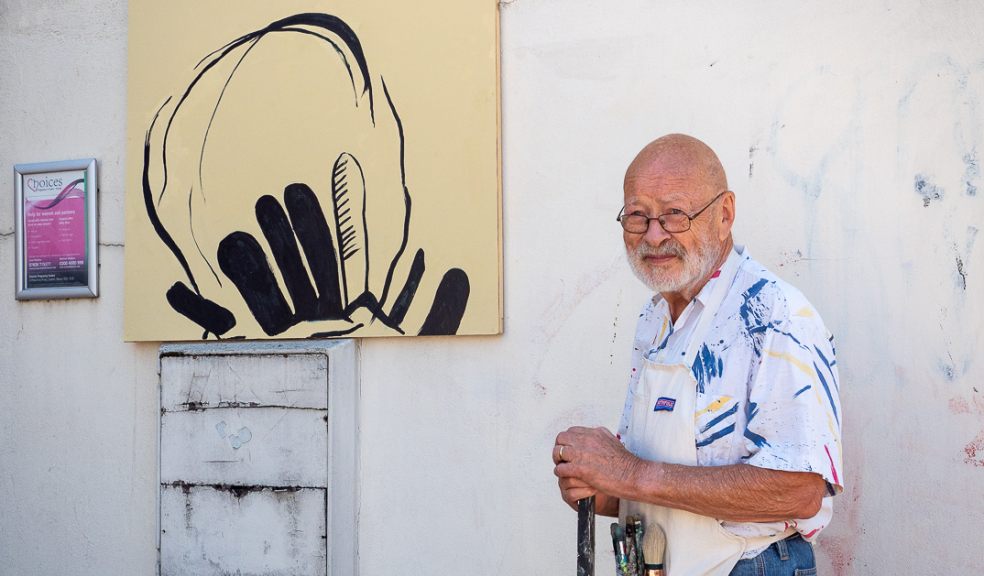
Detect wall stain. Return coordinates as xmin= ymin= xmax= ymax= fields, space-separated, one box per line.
xmin=964 ymin=430 xmax=984 ymax=467
xmin=914 ymin=174 xmax=943 ymax=207
xmin=964 ymin=150 xmax=979 ymax=196
xmin=955 ymin=256 xmax=967 ymax=290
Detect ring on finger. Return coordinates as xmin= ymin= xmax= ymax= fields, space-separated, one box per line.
xmin=559 ymin=445 xmax=566 ymax=462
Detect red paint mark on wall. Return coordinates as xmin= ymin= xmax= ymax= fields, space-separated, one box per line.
xmin=965 ymin=430 xmax=984 ymax=467
xmin=820 ymin=535 xmax=856 ymax=575
xmin=949 ymin=396 xmax=970 ymax=414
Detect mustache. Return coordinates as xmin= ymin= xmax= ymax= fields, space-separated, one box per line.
xmin=634 ymin=240 xmax=686 ymax=259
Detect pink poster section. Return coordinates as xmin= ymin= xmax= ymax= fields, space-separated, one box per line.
xmin=23 ymin=170 xmax=88 ymax=288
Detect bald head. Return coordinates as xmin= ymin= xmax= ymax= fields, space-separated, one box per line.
xmin=624 ymin=134 xmax=728 ymax=198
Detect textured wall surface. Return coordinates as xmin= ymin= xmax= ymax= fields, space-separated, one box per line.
xmin=2 ymin=0 xmax=983 ymax=574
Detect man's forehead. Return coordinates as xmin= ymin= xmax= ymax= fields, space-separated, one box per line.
xmin=624 ymin=170 xmax=705 ymax=203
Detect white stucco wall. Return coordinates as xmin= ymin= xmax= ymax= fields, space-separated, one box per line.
xmin=2 ymin=1 xmax=983 ymax=574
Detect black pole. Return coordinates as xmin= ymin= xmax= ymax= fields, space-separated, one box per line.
xmin=577 ymin=496 xmax=595 ymax=576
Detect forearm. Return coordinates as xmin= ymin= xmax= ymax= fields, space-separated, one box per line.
xmin=617 ymin=460 xmax=825 ymax=523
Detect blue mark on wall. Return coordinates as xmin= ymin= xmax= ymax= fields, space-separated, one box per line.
xmin=964 ymin=150 xmax=979 ymax=196
xmin=915 ymin=174 xmax=944 ymax=207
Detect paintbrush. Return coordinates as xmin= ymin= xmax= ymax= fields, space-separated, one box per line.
xmin=641 ymin=523 xmax=666 ymax=576
xmin=611 ymin=522 xmax=629 ymax=575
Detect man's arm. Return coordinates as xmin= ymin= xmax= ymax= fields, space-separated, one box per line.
xmin=554 ymin=426 xmax=825 ymax=522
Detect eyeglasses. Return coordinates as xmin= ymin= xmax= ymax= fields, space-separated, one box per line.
xmin=617 ymin=191 xmax=727 ymax=234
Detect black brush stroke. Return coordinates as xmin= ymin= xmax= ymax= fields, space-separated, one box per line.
xmin=255 ymin=194 xmax=318 ymax=319
xmin=283 ymin=184 xmax=344 ymax=318
xmin=188 ymin=188 xmax=222 ymax=286
xmin=388 ymin=249 xmax=425 ymax=326
xmin=217 ymin=231 xmax=293 ymax=336
xmin=376 ymin=77 xmax=412 ymax=309
xmin=143 ymin=97 xmax=201 ymax=295
xmin=197 ymin=37 xmax=261 ymax=202
xmin=311 ymin=323 xmax=365 ymax=338
xmin=418 ymin=269 xmax=470 ymax=336
xmin=165 ymin=282 xmax=236 ymax=336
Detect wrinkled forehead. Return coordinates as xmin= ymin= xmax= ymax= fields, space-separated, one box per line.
xmin=623 ymin=160 xmax=711 ymax=207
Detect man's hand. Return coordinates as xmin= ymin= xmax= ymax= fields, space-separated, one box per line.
xmin=552 ymin=426 xmax=827 ymax=522
xmin=553 ymin=427 xmax=637 ymax=516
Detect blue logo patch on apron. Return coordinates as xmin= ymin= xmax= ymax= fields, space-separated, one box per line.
xmin=653 ymin=397 xmax=676 ymax=412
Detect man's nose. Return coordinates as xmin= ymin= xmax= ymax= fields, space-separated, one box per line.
xmin=643 ymin=218 xmax=672 ymax=244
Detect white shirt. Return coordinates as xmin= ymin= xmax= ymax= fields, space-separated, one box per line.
xmin=618 ymin=246 xmax=843 ymax=556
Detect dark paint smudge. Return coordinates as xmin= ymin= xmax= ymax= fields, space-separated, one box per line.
xmin=964 ymin=150 xmax=979 ymax=196
xmin=956 ymin=256 xmax=967 ymax=289
xmin=914 ymin=174 xmax=943 ymax=207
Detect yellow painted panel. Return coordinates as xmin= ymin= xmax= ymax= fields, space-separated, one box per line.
xmin=125 ymin=1 xmax=501 ymax=340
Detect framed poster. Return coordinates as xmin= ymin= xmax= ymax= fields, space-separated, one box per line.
xmin=14 ymin=159 xmax=98 ymax=300
xmin=125 ymin=2 xmax=501 ymax=341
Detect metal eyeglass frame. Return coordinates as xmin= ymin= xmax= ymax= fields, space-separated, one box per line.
xmin=616 ymin=190 xmax=727 ymax=234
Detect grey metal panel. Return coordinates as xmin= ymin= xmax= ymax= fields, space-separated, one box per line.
xmin=160 ymin=354 xmax=329 ymax=411
xmin=160 ymin=485 xmax=327 ymax=576
xmin=160 ymin=407 xmax=329 ymax=487
xmin=158 ymin=340 xmax=359 ymax=576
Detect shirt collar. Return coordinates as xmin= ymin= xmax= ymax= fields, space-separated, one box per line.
xmin=693 ymin=245 xmax=742 ymax=307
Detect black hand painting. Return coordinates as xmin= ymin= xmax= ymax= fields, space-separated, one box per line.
xmin=166 ymin=182 xmax=469 ymax=338
xmin=143 ymin=13 xmax=472 ymax=339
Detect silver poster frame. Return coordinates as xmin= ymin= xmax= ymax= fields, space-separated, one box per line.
xmin=14 ymin=158 xmax=99 ymax=300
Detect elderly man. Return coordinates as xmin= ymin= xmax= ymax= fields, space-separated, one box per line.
xmin=554 ymin=134 xmax=842 ymax=575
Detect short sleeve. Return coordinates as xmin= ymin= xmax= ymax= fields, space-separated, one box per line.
xmin=743 ymin=306 xmax=843 ymax=494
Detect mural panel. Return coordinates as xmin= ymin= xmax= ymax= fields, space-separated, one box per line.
xmin=125 ymin=2 xmax=500 ymax=340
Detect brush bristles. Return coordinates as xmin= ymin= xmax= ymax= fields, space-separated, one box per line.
xmin=642 ymin=523 xmax=666 ymax=571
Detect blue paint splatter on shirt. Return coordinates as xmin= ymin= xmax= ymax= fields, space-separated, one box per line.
xmin=692 ymin=344 xmax=723 ymax=394
xmin=814 ymin=345 xmax=839 ymax=392
xmin=813 ymin=361 xmax=840 ymax=426
xmin=793 ymin=385 xmax=812 ymax=398
xmin=696 ymin=423 xmax=736 ymax=448
xmin=743 ymin=400 xmax=771 ymax=448
xmin=701 ymin=401 xmax=740 ymax=433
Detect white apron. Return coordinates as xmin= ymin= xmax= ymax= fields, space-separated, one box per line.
xmin=620 ymin=251 xmax=792 ymax=575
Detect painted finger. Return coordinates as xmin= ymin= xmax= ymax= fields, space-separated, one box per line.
xmin=218 ymin=231 xmax=293 ymax=336
xmin=283 ymin=183 xmax=344 ymax=318
xmin=388 ymin=248 xmax=425 ymax=327
xmin=255 ymin=194 xmax=318 ymax=320
xmin=165 ymin=281 xmax=236 ymax=337
xmin=418 ymin=268 xmax=469 ymax=336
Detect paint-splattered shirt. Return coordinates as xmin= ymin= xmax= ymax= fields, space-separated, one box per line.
xmin=618 ymin=246 xmax=843 ymax=555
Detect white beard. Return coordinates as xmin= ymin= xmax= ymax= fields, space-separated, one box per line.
xmin=627 ymin=233 xmax=724 ymax=294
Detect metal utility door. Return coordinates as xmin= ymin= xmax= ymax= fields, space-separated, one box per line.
xmin=158 ymin=341 xmax=358 ymax=576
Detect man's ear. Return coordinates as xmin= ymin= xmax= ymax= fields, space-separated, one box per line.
xmin=718 ymin=190 xmax=736 ymax=241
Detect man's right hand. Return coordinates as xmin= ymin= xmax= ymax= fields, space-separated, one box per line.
xmin=553 ymin=441 xmax=620 ymax=516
